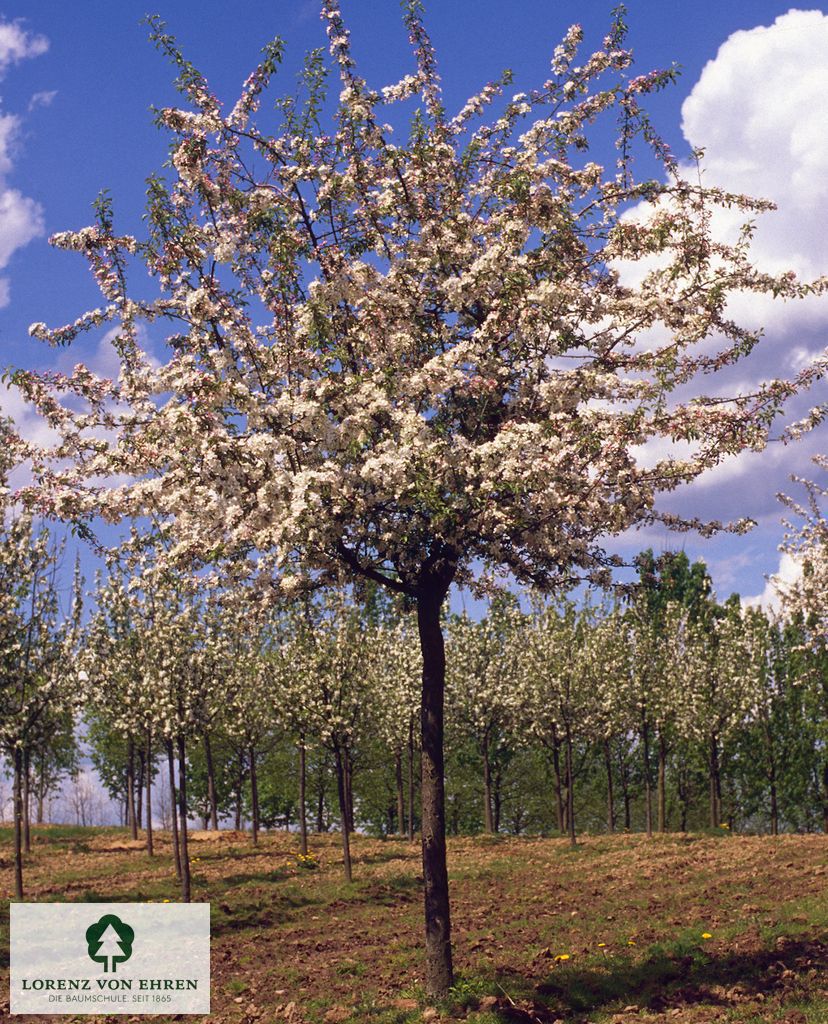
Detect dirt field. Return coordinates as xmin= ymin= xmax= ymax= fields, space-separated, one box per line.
xmin=2 ymin=826 xmax=828 ymax=1023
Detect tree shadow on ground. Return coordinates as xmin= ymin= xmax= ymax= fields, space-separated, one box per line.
xmin=484 ymin=936 xmax=828 ymax=1021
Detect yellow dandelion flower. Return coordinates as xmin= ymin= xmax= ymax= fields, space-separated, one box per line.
xmin=627 ymin=940 xmax=636 ymax=946
xmin=554 ymin=954 xmax=571 ymax=961
xmin=701 ymin=933 xmax=712 ymax=940
xmin=597 ymin=943 xmax=607 ymax=948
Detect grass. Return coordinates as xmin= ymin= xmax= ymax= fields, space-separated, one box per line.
xmin=2 ymin=826 xmax=828 ymax=1022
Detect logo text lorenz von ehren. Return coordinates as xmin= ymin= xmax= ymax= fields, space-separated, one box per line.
xmin=10 ymin=903 xmax=210 ymax=1015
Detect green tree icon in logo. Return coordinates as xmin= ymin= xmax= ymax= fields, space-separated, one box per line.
xmin=85 ymin=914 xmax=134 ymax=973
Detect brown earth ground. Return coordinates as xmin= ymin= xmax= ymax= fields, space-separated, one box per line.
xmin=2 ymin=826 xmax=828 ymax=1024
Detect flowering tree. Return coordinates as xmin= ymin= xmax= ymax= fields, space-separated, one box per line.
xmin=526 ymin=599 xmax=599 ymax=845
xmin=372 ymin=616 xmax=421 ymax=839
xmin=779 ymin=456 xmax=828 ymax=653
xmin=83 ymin=566 xmax=156 ymax=848
xmin=12 ymin=3 xmax=827 ymax=993
xmin=0 ymin=425 xmax=80 ymax=896
xmin=275 ymin=592 xmax=376 ymax=881
xmin=446 ymin=600 xmax=523 ymax=833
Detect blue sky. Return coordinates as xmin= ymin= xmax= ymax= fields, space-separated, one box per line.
xmin=0 ymin=0 xmax=826 ymax=607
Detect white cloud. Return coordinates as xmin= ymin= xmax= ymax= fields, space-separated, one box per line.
xmin=0 ymin=19 xmax=48 ymax=79
xmin=28 ymin=89 xmax=56 ymax=111
xmin=0 ymin=186 xmax=43 ymax=268
xmin=743 ymin=550 xmax=803 ymax=612
xmin=680 ymin=9 xmax=828 ymax=334
xmin=0 ymin=18 xmax=48 ymax=308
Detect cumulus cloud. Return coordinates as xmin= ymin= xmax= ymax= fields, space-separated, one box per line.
xmin=0 ymin=18 xmax=48 ymax=308
xmin=0 ymin=18 xmax=48 ymax=79
xmin=743 ymin=550 xmax=803 ymax=612
xmin=611 ymin=12 xmax=828 ymax=597
xmin=679 ymin=9 xmax=828 ymax=335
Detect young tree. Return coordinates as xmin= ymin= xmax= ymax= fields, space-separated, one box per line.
xmin=0 ymin=443 xmax=80 ymax=895
xmin=446 ymin=600 xmax=523 ymax=833
xmin=14 ymin=6 xmax=826 ymax=993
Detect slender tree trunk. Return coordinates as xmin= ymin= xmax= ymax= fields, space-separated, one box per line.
xmin=249 ymin=746 xmax=260 ymax=846
xmin=298 ymin=736 xmax=308 ymax=856
xmin=204 ymin=733 xmax=219 ymax=831
xmin=344 ymin=747 xmax=355 ymax=833
xmin=235 ymin=792 xmax=242 ymax=831
xmin=564 ymin=720 xmax=576 ymax=848
xmin=709 ymin=734 xmax=720 ymax=829
xmin=482 ymin=734 xmax=494 ymax=834
xmin=316 ymin=778 xmax=325 ymax=834
xmin=176 ymin=734 xmax=191 ymax=902
xmin=127 ymin=738 xmax=138 ymax=841
xmin=642 ymin=720 xmax=653 ymax=837
xmin=334 ymin=745 xmax=352 ymax=882
xmin=13 ymin=746 xmax=24 ymax=899
xmin=23 ymin=746 xmax=31 ymax=854
xmin=36 ymin=749 xmax=46 ymax=824
xmin=407 ymin=718 xmax=416 ymax=842
xmin=394 ymin=749 xmax=405 ymax=836
xmin=550 ymin=726 xmax=565 ymax=833
xmin=417 ymin=587 xmax=453 ymax=998
xmin=493 ymin=769 xmax=503 ymax=834
xmin=822 ymin=761 xmax=828 ymax=834
xmin=167 ymin=739 xmax=181 ymax=881
xmin=145 ymin=729 xmax=154 ymax=856
xmin=657 ymin=731 xmax=667 ymax=833
xmin=620 ymin=757 xmax=632 ymax=831
xmin=604 ymin=739 xmax=615 ymax=834
xmin=136 ymin=749 xmax=144 ymax=829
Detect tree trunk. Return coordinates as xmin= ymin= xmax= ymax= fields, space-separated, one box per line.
xmin=127 ymin=737 xmax=138 ymax=841
xmin=298 ymin=737 xmax=308 ymax=856
xmin=709 ymin=734 xmax=720 ymax=829
xmin=417 ymin=587 xmax=453 ymax=998
xmin=407 ymin=718 xmax=416 ymax=842
xmin=822 ymin=760 xmax=828 ymax=834
xmin=770 ymin=764 xmax=779 ymax=837
xmin=167 ymin=738 xmax=182 ymax=881
xmin=249 ymin=746 xmax=260 ymax=846
xmin=176 ymin=734 xmax=191 ymax=902
xmin=204 ymin=733 xmax=219 ymax=831
xmin=13 ymin=746 xmax=24 ymax=899
xmin=641 ymin=720 xmax=653 ymax=838
xmin=619 ymin=757 xmax=632 ymax=831
xmin=23 ymin=746 xmax=31 ymax=854
xmin=657 ymin=731 xmax=667 ymax=833
xmin=36 ymin=749 xmax=45 ymax=825
xmin=493 ymin=768 xmax=503 ymax=834
xmin=146 ymin=729 xmax=154 ymax=856
xmin=36 ymin=750 xmax=45 ymax=825
xmin=395 ymin=749 xmax=405 ymax=836
xmin=344 ymin=747 xmax=355 ymax=833
xmin=316 ymin=779 xmax=325 ymax=834
xmin=604 ymin=739 xmax=615 ymax=834
xmin=482 ymin=734 xmax=494 ymax=834
xmin=334 ymin=744 xmax=353 ymax=882
xmin=550 ymin=725 xmax=565 ymax=833
xmin=136 ymin=748 xmax=144 ymax=829
xmin=564 ymin=720 xmax=576 ymax=848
